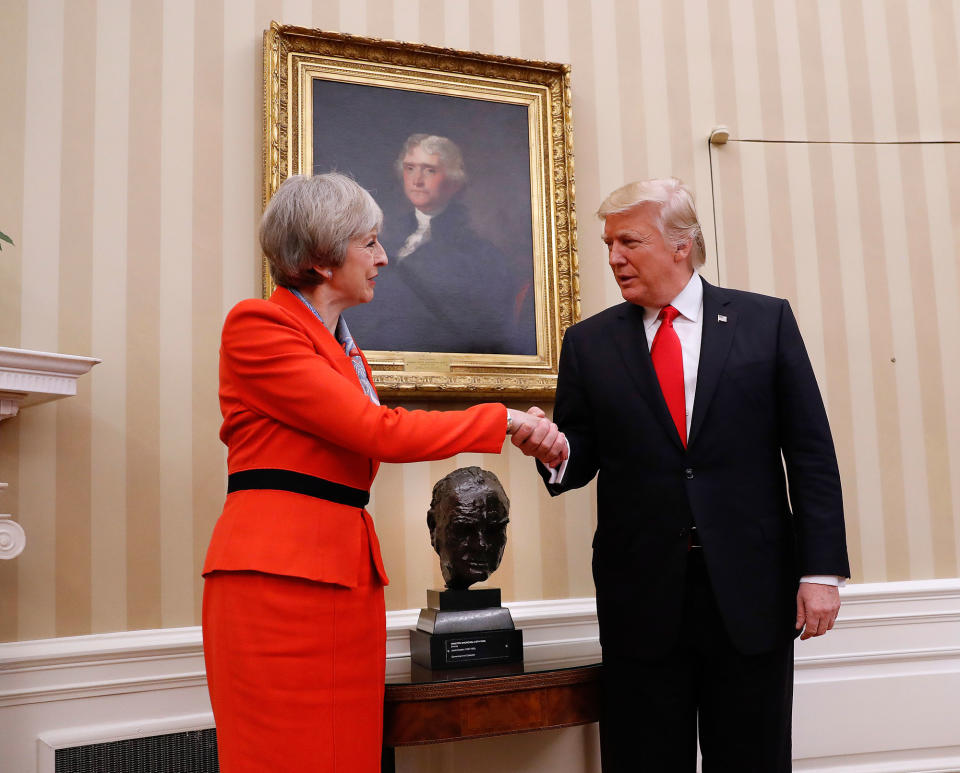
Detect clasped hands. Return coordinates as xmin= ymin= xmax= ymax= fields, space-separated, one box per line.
xmin=506 ymin=407 xmax=567 ymax=468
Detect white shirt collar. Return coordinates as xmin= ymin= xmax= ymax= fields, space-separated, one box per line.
xmin=642 ymin=271 xmax=703 ymax=330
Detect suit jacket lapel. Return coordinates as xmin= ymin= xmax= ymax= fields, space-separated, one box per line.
xmin=270 ymin=288 xmax=360 ymax=385
xmin=271 ymin=287 xmax=382 ymax=484
xmin=689 ymin=279 xmax=736 ymax=446
xmin=357 ymin=348 xmax=381 ymax=482
xmin=610 ymin=302 xmax=686 ymax=451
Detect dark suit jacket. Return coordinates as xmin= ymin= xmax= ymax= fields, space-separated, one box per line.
xmin=538 ymin=278 xmax=849 ymax=657
xmin=347 ymin=201 xmax=536 ymax=355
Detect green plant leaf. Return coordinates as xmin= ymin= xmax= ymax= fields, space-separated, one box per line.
xmin=0 ymin=231 xmax=12 ymax=251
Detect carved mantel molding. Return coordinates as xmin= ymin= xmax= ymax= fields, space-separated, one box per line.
xmin=0 ymin=347 xmax=100 ymax=559
xmin=0 ymin=347 xmax=101 ymax=420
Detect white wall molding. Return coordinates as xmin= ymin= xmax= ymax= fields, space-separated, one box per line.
xmin=797 ymin=644 xmax=960 ymax=670
xmin=1 ymin=581 xmax=959 ymax=772
xmin=792 ymin=746 xmax=960 ymax=773
xmin=0 ymin=627 xmax=207 ymax=708
xmin=789 ymin=579 xmax=960 ymax=771
xmin=0 ymin=346 xmax=101 ymax=420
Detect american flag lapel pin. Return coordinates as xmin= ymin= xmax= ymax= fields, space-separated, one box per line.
xmin=718 ymin=314 xmax=727 ymax=323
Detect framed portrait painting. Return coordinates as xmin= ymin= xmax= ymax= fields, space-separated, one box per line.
xmin=263 ymin=23 xmax=579 ymax=398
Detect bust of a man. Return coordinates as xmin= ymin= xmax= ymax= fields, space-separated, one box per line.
xmin=427 ymin=467 xmax=510 ymax=590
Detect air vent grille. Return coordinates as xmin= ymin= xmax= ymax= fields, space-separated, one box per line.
xmin=55 ymin=729 xmax=219 ymax=773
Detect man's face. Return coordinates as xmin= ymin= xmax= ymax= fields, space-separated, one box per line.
xmin=432 ymin=491 xmax=508 ymax=590
xmin=401 ymin=145 xmax=461 ymax=214
xmin=602 ymin=204 xmax=692 ymax=308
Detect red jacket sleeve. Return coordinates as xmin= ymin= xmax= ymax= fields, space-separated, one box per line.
xmin=220 ymin=300 xmax=507 ymax=463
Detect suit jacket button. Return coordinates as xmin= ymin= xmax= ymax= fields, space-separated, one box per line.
xmin=684 ymin=468 xmax=694 ymax=479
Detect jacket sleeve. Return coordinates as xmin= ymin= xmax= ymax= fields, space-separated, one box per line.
xmin=776 ymin=299 xmax=850 ymax=578
xmin=536 ymin=325 xmax=600 ymax=493
xmin=221 ymin=300 xmax=506 ymax=463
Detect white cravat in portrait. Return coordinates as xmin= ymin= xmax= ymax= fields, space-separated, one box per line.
xmin=396 ymin=209 xmax=433 ymax=259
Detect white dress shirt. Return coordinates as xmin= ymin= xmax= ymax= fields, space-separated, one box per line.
xmin=551 ymin=271 xmax=840 ymax=587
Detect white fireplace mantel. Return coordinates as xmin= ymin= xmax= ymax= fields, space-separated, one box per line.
xmin=0 ymin=346 xmax=101 ymax=421
xmin=0 ymin=347 xmax=100 ymax=559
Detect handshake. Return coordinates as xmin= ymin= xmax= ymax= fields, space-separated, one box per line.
xmin=506 ymin=407 xmax=568 ymax=469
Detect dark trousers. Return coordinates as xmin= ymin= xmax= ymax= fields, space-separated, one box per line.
xmin=599 ymin=549 xmax=794 ymax=773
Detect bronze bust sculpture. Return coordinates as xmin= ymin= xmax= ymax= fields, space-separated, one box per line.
xmin=412 ymin=467 xmax=521 ymax=669
xmin=427 ymin=466 xmax=510 ymax=590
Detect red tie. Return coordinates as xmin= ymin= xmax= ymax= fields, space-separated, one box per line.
xmin=650 ymin=305 xmax=686 ymax=446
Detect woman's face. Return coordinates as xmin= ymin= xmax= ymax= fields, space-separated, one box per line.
xmin=326 ymin=229 xmax=387 ymax=308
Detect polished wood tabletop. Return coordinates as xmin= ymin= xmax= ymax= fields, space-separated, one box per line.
xmin=382 ymin=656 xmax=602 ymax=767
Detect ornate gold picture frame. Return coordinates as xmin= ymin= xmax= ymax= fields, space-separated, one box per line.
xmin=263 ymin=24 xmax=578 ymax=399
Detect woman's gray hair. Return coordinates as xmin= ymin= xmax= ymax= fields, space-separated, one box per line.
xmin=597 ymin=178 xmax=706 ymax=268
xmin=394 ymin=133 xmax=467 ymax=184
xmin=259 ymin=173 xmax=383 ymax=288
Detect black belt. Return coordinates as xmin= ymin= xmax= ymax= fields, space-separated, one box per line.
xmin=227 ymin=469 xmax=369 ymax=509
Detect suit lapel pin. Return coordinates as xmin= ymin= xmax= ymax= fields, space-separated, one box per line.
xmin=718 ymin=314 xmax=727 ymax=323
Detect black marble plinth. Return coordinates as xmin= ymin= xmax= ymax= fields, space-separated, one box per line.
xmin=426 ymin=587 xmax=501 ymax=611
xmin=409 ymin=628 xmax=524 ymax=669
xmin=416 ymin=606 xmax=514 ymax=634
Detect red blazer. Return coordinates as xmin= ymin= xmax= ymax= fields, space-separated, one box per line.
xmin=203 ymin=287 xmax=507 ymax=588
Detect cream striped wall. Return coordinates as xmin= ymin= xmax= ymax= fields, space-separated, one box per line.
xmin=1 ymin=0 xmax=958 ymax=643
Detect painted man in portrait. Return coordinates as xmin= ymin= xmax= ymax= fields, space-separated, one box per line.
xmin=346 ymin=133 xmax=535 ymax=355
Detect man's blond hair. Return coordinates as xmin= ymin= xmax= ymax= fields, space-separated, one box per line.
xmin=597 ymin=178 xmax=705 ymax=267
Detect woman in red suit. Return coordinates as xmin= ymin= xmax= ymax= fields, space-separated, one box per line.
xmin=202 ymin=173 xmax=565 ymax=772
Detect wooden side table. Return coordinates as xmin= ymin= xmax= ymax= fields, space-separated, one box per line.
xmin=382 ymin=658 xmax=602 ymax=772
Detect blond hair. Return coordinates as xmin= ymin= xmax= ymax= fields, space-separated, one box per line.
xmin=597 ymin=178 xmax=705 ymax=267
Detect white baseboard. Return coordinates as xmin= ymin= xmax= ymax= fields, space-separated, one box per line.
xmin=1 ymin=581 xmax=958 ymax=773
xmin=792 ymin=748 xmax=960 ymax=773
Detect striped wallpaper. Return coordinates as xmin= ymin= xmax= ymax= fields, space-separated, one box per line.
xmin=0 ymin=0 xmax=958 ymax=643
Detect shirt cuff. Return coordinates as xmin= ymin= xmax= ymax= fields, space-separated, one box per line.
xmin=800 ymin=575 xmax=846 ymax=587
xmin=547 ymin=438 xmax=571 ymax=484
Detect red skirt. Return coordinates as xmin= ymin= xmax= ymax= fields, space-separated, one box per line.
xmin=202 ymin=524 xmax=386 ymax=772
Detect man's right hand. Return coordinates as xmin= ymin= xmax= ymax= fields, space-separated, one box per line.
xmin=507 ymin=408 xmax=567 ymax=468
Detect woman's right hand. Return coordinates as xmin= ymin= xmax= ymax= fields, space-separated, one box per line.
xmin=506 ymin=408 xmax=568 ymax=468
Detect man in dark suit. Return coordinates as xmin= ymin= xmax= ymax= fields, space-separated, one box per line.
xmin=535 ymin=178 xmax=849 ymax=771
xmin=346 ymin=133 xmax=535 ymax=355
